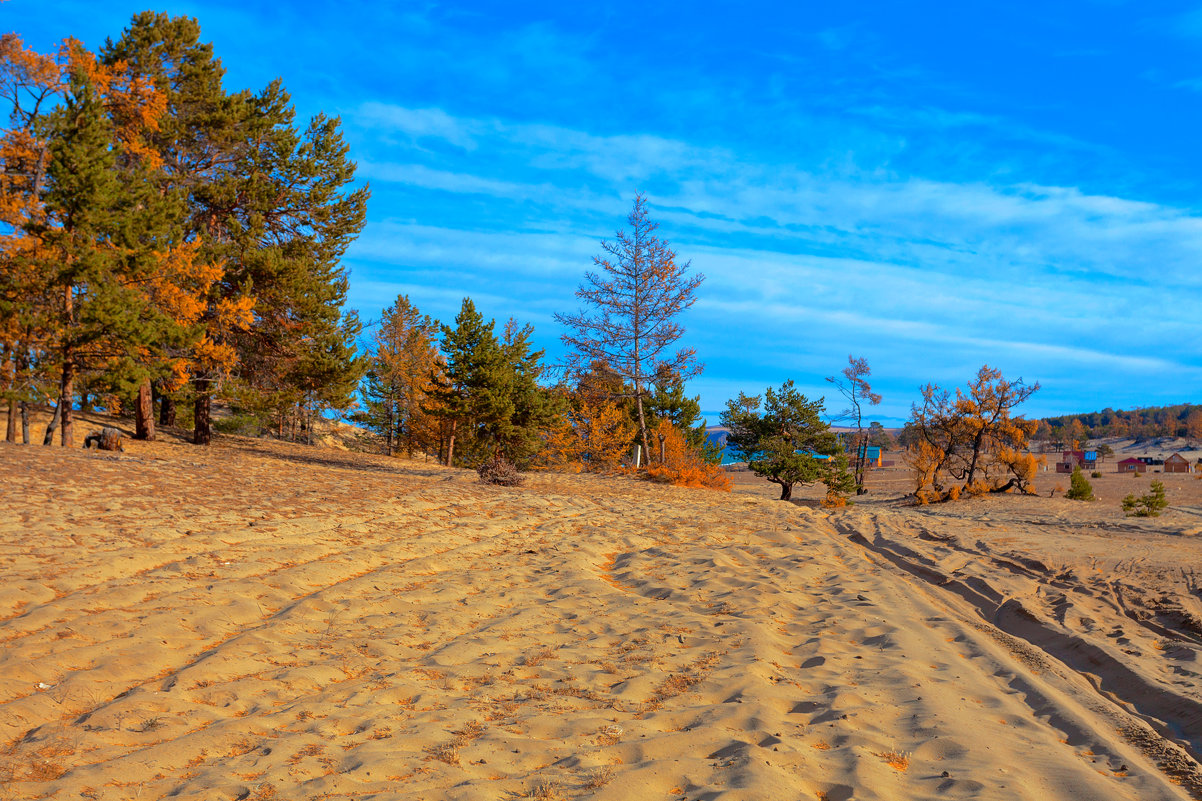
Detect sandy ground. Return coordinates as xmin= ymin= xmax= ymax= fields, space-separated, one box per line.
xmin=1 ymin=432 xmax=1200 ymax=800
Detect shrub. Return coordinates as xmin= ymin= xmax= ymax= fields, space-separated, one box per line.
xmin=644 ymin=419 xmax=730 ymax=491
xmin=477 ymin=455 xmax=524 ymax=486
xmin=1065 ymin=467 xmax=1095 ymax=501
xmin=1121 ymin=480 xmax=1168 ymax=517
xmin=1091 ymin=471 xmax=1103 ymax=479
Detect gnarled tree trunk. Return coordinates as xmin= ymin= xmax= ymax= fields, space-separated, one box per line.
xmin=43 ymin=400 xmax=61 ymax=445
xmin=135 ymin=379 xmax=155 ymax=440
xmin=192 ymin=378 xmax=211 ymax=445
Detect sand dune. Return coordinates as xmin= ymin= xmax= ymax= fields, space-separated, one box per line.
xmin=1 ymin=438 xmax=1199 ymax=800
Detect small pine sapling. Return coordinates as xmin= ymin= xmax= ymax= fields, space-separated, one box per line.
xmin=1065 ymin=467 xmax=1095 ymax=501
xmin=1121 ymin=480 xmax=1168 ymax=517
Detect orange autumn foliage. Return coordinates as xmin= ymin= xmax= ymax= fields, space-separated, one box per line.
xmin=537 ymin=386 xmax=634 ymax=474
xmin=645 ymin=418 xmax=730 ymax=491
xmin=906 ymin=366 xmax=1042 ymax=502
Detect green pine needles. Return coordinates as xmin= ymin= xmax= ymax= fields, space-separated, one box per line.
xmin=1122 ymin=480 xmax=1168 ymax=517
xmin=1065 ymin=467 xmax=1095 ymax=501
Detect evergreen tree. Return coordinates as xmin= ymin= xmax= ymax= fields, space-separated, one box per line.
xmin=424 ymin=298 xmax=508 ymax=467
xmin=493 ymin=319 xmax=557 ymax=465
xmin=425 ymin=299 xmax=554 ymax=468
xmin=102 ymin=13 xmax=368 ymax=445
xmin=1065 ymin=467 xmax=1095 ymax=501
xmin=720 ymin=380 xmax=845 ymax=501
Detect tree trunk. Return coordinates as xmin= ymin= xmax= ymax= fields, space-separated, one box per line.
xmin=159 ymin=392 xmax=176 ymax=426
xmin=446 ymin=419 xmax=457 ymax=467
xmin=5 ymin=399 xmax=16 ymax=443
xmin=60 ymin=283 xmax=74 ymax=447
xmin=20 ymin=401 xmax=30 ymax=444
xmin=43 ymin=400 xmax=61 ymax=445
xmin=135 ymin=379 xmax=155 ymax=441
xmin=634 ymin=384 xmax=651 ymax=471
xmin=192 ymin=379 xmax=211 ymax=445
xmin=778 ymin=481 xmax=793 ymax=501
xmin=60 ymin=355 xmax=74 ymax=448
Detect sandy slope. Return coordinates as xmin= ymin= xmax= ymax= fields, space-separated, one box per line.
xmin=1 ymin=438 xmax=1199 ymax=800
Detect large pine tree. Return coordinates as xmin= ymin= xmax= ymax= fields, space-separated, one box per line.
xmin=102 ymin=13 xmax=369 ymax=445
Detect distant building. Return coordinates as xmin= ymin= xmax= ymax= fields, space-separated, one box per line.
xmin=1165 ymin=453 xmax=1191 ymax=473
xmin=850 ymin=444 xmax=883 ymax=467
xmin=1056 ymin=450 xmax=1094 ymax=473
xmin=1117 ymin=457 xmax=1145 ymax=473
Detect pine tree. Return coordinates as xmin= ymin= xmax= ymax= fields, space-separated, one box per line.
xmin=424 ymin=298 xmax=508 ymax=467
xmin=1065 ymin=467 xmax=1095 ymax=501
xmin=425 ymin=299 xmax=555 ymax=468
xmin=102 ymin=13 xmax=368 ymax=445
xmin=720 ymin=380 xmax=843 ymax=501
xmin=492 ymin=319 xmax=556 ymax=465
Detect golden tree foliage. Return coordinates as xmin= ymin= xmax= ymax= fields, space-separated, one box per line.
xmin=645 ymin=418 xmax=730 ymax=491
xmin=537 ymin=383 xmax=634 ymax=474
xmin=1 ymin=34 xmax=228 ymax=442
xmin=363 ymin=295 xmax=440 ymax=458
xmin=907 ymin=365 xmax=1041 ymax=502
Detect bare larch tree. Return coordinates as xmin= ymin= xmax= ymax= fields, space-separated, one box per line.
xmin=555 ymin=194 xmax=704 ymax=467
xmin=826 ymin=355 xmax=882 ymax=495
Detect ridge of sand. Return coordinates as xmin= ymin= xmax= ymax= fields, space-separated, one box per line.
xmin=1 ymin=438 xmax=1200 ymax=800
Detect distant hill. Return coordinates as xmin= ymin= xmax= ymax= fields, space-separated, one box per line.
xmin=1039 ymin=403 xmax=1201 ymax=442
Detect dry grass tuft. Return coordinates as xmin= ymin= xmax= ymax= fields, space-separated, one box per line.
xmin=878 ymin=749 xmax=911 ymax=771
xmin=524 ymin=647 xmax=556 ymax=667
xmin=582 ymin=765 xmax=615 ymax=789
xmin=426 ymin=741 xmax=460 ymax=765
xmin=528 ymin=779 xmax=564 ymax=800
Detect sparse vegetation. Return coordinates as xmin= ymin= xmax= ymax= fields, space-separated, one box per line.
xmin=1122 ymin=480 xmax=1168 ymax=517
xmin=478 ymin=455 xmax=524 ymax=486
xmin=878 ymin=749 xmax=911 ymax=771
xmin=582 ymin=766 xmax=615 ymax=789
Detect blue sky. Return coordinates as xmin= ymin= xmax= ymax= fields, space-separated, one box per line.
xmin=5 ymin=1 xmax=1201 ymax=423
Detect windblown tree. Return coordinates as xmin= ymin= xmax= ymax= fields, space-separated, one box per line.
xmin=556 ymin=193 xmax=704 ymax=468
xmin=905 ymin=365 xmax=1042 ymax=502
xmin=720 ymin=380 xmax=850 ymax=502
xmin=360 ymin=294 xmax=440 ymax=457
xmin=826 ymin=355 xmax=882 ymax=495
